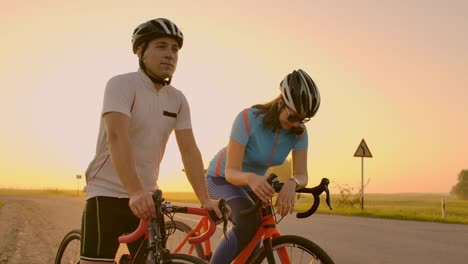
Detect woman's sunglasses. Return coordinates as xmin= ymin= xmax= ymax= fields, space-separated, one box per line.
xmin=285 ymin=107 xmax=310 ymax=124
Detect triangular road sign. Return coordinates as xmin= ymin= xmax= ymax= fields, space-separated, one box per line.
xmin=354 ymin=139 xmax=373 ymax=158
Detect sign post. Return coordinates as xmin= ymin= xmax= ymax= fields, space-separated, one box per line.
xmin=354 ymin=139 xmax=373 ymax=210
xmin=441 ymin=198 xmax=446 ymax=220
xmin=76 ymin=174 xmax=82 ymax=196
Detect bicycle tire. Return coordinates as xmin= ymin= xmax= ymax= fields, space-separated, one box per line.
xmin=165 ymin=220 xmax=205 ymax=259
xmin=55 ymin=229 xmax=81 ymax=264
xmin=161 ymin=253 xmax=205 ymax=263
xmin=250 ymin=235 xmax=335 ymax=264
xmin=54 ymin=222 xmax=204 ymax=264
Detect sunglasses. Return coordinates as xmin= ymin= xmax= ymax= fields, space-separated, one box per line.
xmin=285 ymin=107 xmax=310 ymax=124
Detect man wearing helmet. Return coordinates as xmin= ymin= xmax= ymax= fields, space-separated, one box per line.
xmin=80 ymin=18 xmax=225 ymax=263
xmin=204 ymin=69 xmax=321 ymax=263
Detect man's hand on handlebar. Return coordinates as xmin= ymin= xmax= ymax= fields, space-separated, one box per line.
xmin=129 ymin=190 xmax=156 ymax=220
xmin=207 ymin=199 xmax=231 ymax=239
xmin=202 ymin=198 xmax=231 ymax=220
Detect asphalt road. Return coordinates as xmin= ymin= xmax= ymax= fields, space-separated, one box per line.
xmin=0 ymin=195 xmax=467 ymax=263
xmin=173 ymin=204 xmax=468 ymax=263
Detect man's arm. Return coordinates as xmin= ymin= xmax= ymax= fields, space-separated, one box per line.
xmin=175 ymin=129 xmax=222 ymax=217
xmin=104 ymin=112 xmax=155 ymax=219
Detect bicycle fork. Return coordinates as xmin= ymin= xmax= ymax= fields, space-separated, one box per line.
xmin=263 ymin=237 xmax=275 ymax=264
xmin=260 ymin=206 xmax=292 ymax=264
xmin=263 ymin=236 xmax=293 ymax=264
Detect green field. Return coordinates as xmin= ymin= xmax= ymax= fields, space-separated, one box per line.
xmin=1 ymin=189 xmax=466 ymax=225
xmin=162 ymin=192 xmax=468 ymax=225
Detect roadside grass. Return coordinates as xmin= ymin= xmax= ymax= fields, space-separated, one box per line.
xmin=163 ymin=192 xmax=468 ymax=225
xmin=1 ymin=189 xmax=466 ymax=225
xmin=0 ymin=188 xmax=84 ymax=197
xmin=297 ymin=193 xmax=468 ymax=225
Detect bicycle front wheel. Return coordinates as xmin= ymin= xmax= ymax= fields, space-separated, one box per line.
xmin=162 ymin=253 xmax=205 ymax=264
xmin=165 ymin=220 xmax=205 ymax=259
xmin=55 ymin=229 xmax=81 ymax=264
xmin=251 ymin=235 xmax=335 ymax=264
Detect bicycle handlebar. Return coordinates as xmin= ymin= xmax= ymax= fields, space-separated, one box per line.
xmin=165 ymin=205 xmax=217 ymax=244
xmin=118 ymin=194 xmax=218 ymax=244
xmin=118 ymin=220 xmax=149 ymax=243
xmin=240 ymin=173 xmax=333 ymax=217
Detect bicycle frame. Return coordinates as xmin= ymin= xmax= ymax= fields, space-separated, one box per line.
xmin=118 ymin=191 xmax=217 ymax=263
xmin=120 ymin=176 xmax=332 ymax=263
xmin=233 ymin=200 xmax=289 ymax=264
xmin=173 ymin=216 xmax=214 ymax=259
xmin=172 ymin=200 xmax=292 ymax=264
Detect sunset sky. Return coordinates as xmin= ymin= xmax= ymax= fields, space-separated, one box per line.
xmin=1 ymin=0 xmax=467 ymax=194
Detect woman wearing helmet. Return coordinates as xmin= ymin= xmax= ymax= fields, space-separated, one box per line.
xmin=205 ymin=69 xmax=321 ymax=263
xmin=80 ymin=18 xmax=224 ymax=264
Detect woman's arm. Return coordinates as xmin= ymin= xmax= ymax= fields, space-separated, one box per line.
xmin=291 ymin=149 xmax=308 ymax=189
xmin=275 ymin=149 xmax=308 ymax=216
xmin=225 ymin=139 xmax=274 ymax=202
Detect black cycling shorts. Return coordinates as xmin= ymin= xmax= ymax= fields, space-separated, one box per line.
xmin=80 ymin=196 xmax=145 ymax=262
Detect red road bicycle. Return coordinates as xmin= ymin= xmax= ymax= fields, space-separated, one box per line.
xmin=120 ymin=174 xmax=334 ymax=263
xmin=54 ymin=191 xmax=220 ymax=264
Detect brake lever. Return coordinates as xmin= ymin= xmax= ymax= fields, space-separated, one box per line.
xmin=218 ymin=199 xmax=229 ymax=239
xmin=296 ymin=178 xmax=333 ymax=218
xmin=324 ymin=183 xmax=333 ymax=210
xmin=208 ymin=199 xmax=230 ymax=239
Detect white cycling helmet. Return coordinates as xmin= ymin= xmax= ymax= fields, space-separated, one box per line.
xmin=279 ymin=69 xmax=321 ymax=118
xmin=132 ymin=18 xmax=184 ymax=53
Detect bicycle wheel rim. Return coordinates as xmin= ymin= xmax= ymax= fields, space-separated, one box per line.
xmin=55 ymin=229 xmax=81 ymax=264
xmin=161 ymin=253 xmax=205 ymax=264
xmin=165 ymin=220 xmax=205 ymax=259
xmin=252 ymin=235 xmax=335 ymax=264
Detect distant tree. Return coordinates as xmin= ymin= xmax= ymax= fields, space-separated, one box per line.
xmin=450 ymin=169 xmax=468 ymax=200
xmin=267 ymin=158 xmax=292 ymax=183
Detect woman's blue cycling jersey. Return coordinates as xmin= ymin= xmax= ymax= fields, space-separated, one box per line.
xmin=206 ymin=108 xmax=308 ymax=179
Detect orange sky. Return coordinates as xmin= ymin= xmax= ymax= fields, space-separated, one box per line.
xmin=1 ymin=1 xmax=467 ymax=193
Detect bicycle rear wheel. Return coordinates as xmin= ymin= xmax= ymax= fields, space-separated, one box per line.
xmin=251 ymin=235 xmax=335 ymax=264
xmin=55 ymin=229 xmax=81 ymax=264
xmin=162 ymin=253 xmax=205 ymax=263
xmin=165 ymin=220 xmax=205 ymax=259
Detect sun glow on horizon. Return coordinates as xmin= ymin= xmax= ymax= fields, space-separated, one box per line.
xmin=1 ymin=1 xmax=467 ymax=194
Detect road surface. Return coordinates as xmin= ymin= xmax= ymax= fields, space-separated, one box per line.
xmin=0 ymin=195 xmax=467 ymax=263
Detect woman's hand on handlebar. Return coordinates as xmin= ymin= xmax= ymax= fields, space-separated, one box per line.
xmin=248 ymin=174 xmax=275 ymax=203
xmin=275 ymin=180 xmax=297 ymax=217
xmin=129 ymin=190 xmax=156 ymax=220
